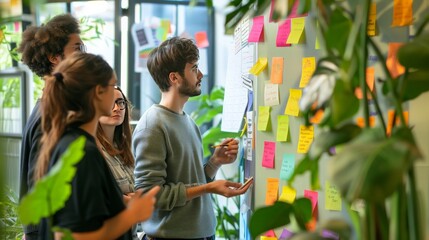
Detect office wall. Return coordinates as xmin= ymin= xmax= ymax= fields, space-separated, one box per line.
xmin=249 ymin=0 xmax=429 ymax=238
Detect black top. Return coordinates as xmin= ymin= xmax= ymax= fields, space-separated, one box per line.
xmin=19 ymin=100 xmax=42 ymax=234
xmin=39 ymin=127 xmax=132 ymax=240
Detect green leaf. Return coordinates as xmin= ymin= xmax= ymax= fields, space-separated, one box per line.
xmin=308 ymin=123 xmax=362 ymax=159
xmin=288 ymin=155 xmax=319 ymax=189
xmin=329 ymin=128 xmax=413 ymax=202
xmin=292 ymin=198 xmax=313 ymax=230
xmin=325 ymin=8 xmax=352 ymax=57
xmin=18 ymin=137 xmax=86 ymax=225
xmin=397 ymin=33 xmax=429 ymax=70
xmin=194 ymin=106 xmax=223 ymax=126
xmin=330 ymin=80 xmax=359 ymax=127
xmin=249 ymin=201 xmax=293 ymax=239
xmin=201 ymin=127 xmax=239 ymax=157
xmin=396 ymin=70 xmax=429 ymax=101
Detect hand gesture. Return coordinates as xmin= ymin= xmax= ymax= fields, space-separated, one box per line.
xmin=211 ymin=138 xmax=239 ymax=165
xmin=127 ymin=186 xmax=160 ymax=222
xmin=207 ymin=179 xmax=253 ymax=198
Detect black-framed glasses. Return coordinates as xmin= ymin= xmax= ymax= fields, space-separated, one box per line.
xmin=113 ymin=99 xmax=127 ymax=110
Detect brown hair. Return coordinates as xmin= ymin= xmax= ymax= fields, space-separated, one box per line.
xmin=147 ymin=37 xmax=199 ymax=92
xmin=35 ymin=53 xmax=113 ymax=180
xmin=97 ymin=86 xmax=134 ymax=166
xmin=18 ymin=14 xmax=80 ymax=77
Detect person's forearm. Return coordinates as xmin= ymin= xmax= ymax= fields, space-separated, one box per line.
xmin=185 ymin=183 xmax=209 ymax=201
xmin=205 ymin=157 xmax=221 ymax=179
xmin=66 ymin=209 xmax=135 ymax=240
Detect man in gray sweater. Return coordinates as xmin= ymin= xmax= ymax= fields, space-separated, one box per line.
xmin=133 ymin=37 xmax=253 ymax=240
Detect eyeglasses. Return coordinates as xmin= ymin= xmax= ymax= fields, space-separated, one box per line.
xmin=113 ymin=99 xmax=127 ymax=110
xmin=77 ymin=44 xmax=87 ymax=53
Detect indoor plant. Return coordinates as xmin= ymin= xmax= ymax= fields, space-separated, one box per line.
xmin=204 ymin=0 xmax=429 ymax=239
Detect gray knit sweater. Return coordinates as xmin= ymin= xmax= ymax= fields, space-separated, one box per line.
xmin=132 ymin=104 xmax=216 ymax=238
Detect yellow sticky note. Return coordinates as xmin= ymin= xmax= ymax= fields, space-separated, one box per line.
xmin=325 ymin=181 xmax=342 ymax=211
xmin=265 ymin=178 xmax=280 ymax=205
xmin=279 ymin=185 xmax=296 ymax=203
xmin=297 ymin=125 xmax=314 ymax=154
xmin=392 ymin=0 xmax=413 ymax=27
xmin=270 ymin=57 xmax=284 ymax=84
xmin=315 ymin=21 xmax=320 ymax=50
xmin=276 ymin=115 xmax=289 ymax=142
xmin=250 ymin=57 xmax=268 ymax=76
xmin=260 ymin=237 xmax=278 ymax=240
xmin=367 ymin=3 xmax=377 ymax=36
xmin=258 ymin=106 xmax=271 ymax=131
xmin=299 ymin=57 xmax=316 ymax=88
xmin=286 ymin=17 xmax=306 ymax=44
xmin=284 ymin=89 xmax=302 ymax=117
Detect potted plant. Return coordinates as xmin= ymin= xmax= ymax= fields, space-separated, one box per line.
xmin=202 ymin=0 xmax=429 ymax=239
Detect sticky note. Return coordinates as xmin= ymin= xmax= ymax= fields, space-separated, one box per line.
xmin=261 ymin=237 xmax=277 ymax=240
xmin=367 ymin=3 xmax=377 ymax=36
xmin=356 ymin=116 xmax=376 ymax=128
xmin=265 ymin=178 xmax=279 ymax=205
xmin=392 ymin=0 xmax=413 ymax=27
xmin=250 ymin=57 xmax=268 ymax=76
xmin=264 ymin=83 xmax=280 ymax=106
xmin=262 ymin=141 xmax=276 ymax=168
xmin=270 ymin=57 xmax=284 ymax=84
xmin=386 ymin=110 xmax=409 ymax=135
xmin=265 ymin=229 xmax=277 ymax=237
xmin=310 ymin=109 xmax=324 ymax=124
xmin=299 ymin=57 xmax=316 ymax=88
xmin=304 ymin=189 xmax=318 ymax=212
xmin=355 ymin=67 xmax=375 ymax=99
xmin=297 ymin=125 xmax=314 ymax=154
xmin=276 ymin=115 xmax=289 ymax=142
xmin=386 ymin=43 xmax=405 ymax=78
xmin=288 ymin=0 xmax=308 ymax=18
xmin=258 ymin=106 xmax=271 ymax=131
xmin=195 ymin=31 xmax=209 ymax=48
xmin=279 ymin=186 xmax=296 ymax=203
xmin=279 ymin=228 xmax=294 ymax=239
xmin=325 ymin=181 xmax=342 ymax=211
xmin=284 ymin=89 xmax=302 ymax=116
xmin=280 ymin=154 xmax=295 ymax=180
xmin=286 ymin=17 xmax=306 ymax=44
xmin=276 ymin=20 xmax=292 ymax=47
xmin=248 ymin=15 xmax=265 ymax=42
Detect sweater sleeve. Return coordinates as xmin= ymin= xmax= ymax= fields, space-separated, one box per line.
xmin=133 ymin=127 xmax=188 ymax=211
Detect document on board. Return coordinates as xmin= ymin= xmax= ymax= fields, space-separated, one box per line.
xmin=221 ymin=46 xmax=248 ymax=133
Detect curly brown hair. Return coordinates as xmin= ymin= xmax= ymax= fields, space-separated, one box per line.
xmin=18 ymin=14 xmax=80 ymax=77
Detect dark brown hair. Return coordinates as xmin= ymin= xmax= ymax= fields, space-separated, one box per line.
xmin=18 ymin=14 xmax=80 ymax=77
xmin=147 ymin=37 xmax=199 ymax=92
xmin=35 ymin=53 xmax=113 ymax=180
xmin=96 ymin=86 xmax=134 ymax=166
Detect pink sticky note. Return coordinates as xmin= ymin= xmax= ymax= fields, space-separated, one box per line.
xmin=304 ymin=189 xmax=318 ymax=213
xmin=265 ymin=229 xmax=277 ymax=237
xmin=248 ymin=15 xmax=265 ymax=42
xmin=262 ymin=141 xmax=276 ymax=168
xmin=276 ymin=19 xmax=292 ymax=47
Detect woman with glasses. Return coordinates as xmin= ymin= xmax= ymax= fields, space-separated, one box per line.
xmin=96 ymin=86 xmax=141 ymax=239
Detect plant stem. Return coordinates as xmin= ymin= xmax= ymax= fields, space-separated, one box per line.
xmin=365 ymin=203 xmax=376 ymax=240
xmin=367 ymin=88 xmax=387 ymax=134
xmin=407 ymin=166 xmax=421 ymax=240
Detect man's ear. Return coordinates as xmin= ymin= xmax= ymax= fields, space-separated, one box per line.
xmin=48 ymin=54 xmax=62 ymax=65
xmin=169 ymin=72 xmax=179 ymax=84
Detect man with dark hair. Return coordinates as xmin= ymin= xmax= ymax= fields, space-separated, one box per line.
xmin=133 ymin=37 xmax=253 ymax=240
xmin=17 ymin=13 xmax=84 ymax=240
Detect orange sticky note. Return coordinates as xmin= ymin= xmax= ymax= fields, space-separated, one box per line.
xmin=310 ymin=109 xmax=324 ymax=124
xmin=195 ymin=31 xmax=209 ymax=48
xmin=367 ymin=3 xmax=377 ymax=36
xmin=386 ymin=110 xmax=409 ymax=135
xmin=299 ymin=57 xmax=316 ymax=88
xmin=284 ymin=89 xmax=302 ymax=116
xmin=392 ymin=0 xmax=413 ymax=27
xmin=356 ymin=116 xmax=376 ymax=128
xmin=386 ymin=43 xmax=405 ymax=79
xmin=265 ymin=178 xmax=280 ymax=205
xmin=297 ymin=125 xmax=314 ymax=154
xmin=262 ymin=141 xmax=276 ymax=168
xmin=270 ymin=57 xmax=284 ymax=84
xmin=355 ymin=67 xmax=375 ymax=99
xmin=248 ymin=15 xmax=265 ymax=42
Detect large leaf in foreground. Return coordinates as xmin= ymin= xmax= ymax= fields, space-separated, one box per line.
xmin=18 ymin=137 xmax=86 ymax=224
